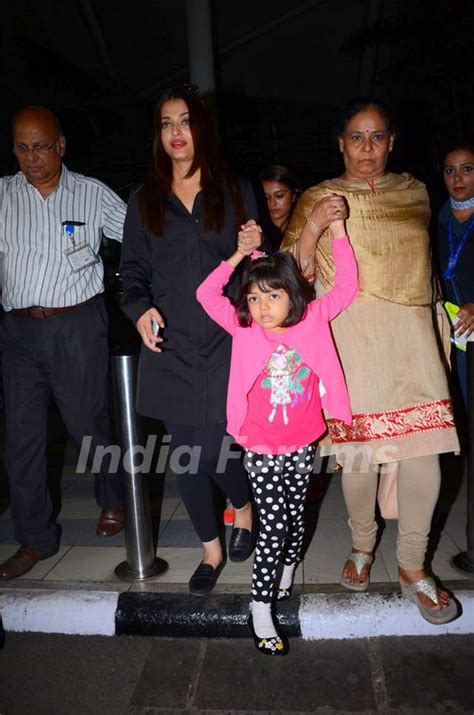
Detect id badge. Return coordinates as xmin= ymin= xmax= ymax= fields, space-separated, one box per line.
xmin=64 ymin=242 xmax=99 ymax=273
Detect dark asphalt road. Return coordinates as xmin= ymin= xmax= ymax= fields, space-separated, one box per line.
xmin=1 ymin=632 xmax=473 ymax=714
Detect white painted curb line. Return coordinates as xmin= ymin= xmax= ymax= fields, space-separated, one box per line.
xmin=1 ymin=589 xmax=473 ymax=638
xmin=300 ymin=591 xmax=474 ymax=640
xmin=0 ymin=590 xmax=119 ymax=636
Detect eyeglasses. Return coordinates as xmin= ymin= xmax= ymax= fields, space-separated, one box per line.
xmin=13 ymin=135 xmax=60 ymax=156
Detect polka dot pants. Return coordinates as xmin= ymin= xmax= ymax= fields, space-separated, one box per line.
xmin=244 ymin=444 xmax=315 ymax=603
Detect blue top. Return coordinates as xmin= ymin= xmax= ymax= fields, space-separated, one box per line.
xmin=438 ymin=199 xmax=474 ymax=305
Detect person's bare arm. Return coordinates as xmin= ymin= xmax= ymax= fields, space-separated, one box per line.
xmin=296 ymin=194 xmax=349 ymax=274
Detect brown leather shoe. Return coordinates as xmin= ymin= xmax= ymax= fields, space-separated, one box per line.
xmin=96 ymin=507 xmax=124 ymax=536
xmin=0 ymin=547 xmax=42 ymax=580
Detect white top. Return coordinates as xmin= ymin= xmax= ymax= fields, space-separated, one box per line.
xmin=0 ymin=165 xmax=126 ymax=309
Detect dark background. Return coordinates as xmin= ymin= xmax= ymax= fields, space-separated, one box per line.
xmin=0 ymin=0 xmax=472 ymax=206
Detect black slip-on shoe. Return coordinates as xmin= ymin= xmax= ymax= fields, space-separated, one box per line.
xmin=229 ymin=508 xmax=258 ymax=562
xmin=189 ymin=558 xmax=226 ymax=596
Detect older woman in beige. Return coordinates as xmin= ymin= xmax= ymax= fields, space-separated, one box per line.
xmin=281 ymin=97 xmax=459 ymax=624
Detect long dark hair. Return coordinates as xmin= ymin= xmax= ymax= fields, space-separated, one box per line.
xmin=139 ymin=85 xmax=244 ymax=235
xmin=235 ymin=252 xmax=315 ymax=328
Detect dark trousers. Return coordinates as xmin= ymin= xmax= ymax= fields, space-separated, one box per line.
xmin=166 ymin=422 xmax=249 ymax=542
xmin=1 ymin=298 xmax=121 ymax=555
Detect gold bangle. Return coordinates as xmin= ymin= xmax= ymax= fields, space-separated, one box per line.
xmin=306 ymin=214 xmax=322 ymax=235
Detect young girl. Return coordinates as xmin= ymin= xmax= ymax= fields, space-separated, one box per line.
xmin=196 ymin=217 xmax=358 ymax=655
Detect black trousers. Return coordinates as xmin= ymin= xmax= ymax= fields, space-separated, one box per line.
xmin=166 ymin=422 xmax=249 ymax=542
xmin=1 ymin=298 xmax=121 ymax=555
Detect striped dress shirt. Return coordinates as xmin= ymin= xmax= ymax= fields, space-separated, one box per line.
xmin=0 ymin=165 xmax=126 ymax=310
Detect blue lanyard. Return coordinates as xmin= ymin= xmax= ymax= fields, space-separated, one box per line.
xmin=62 ymin=220 xmax=85 ymax=247
xmin=443 ymin=215 xmax=474 ymax=280
xmin=64 ymin=223 xmax=76 ymax=246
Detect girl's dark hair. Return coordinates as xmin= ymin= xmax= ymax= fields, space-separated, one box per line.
xmin=337 ymin=96 xmax=396 ymax=137
xmin=235 ymin=252 xmax=315 ymax=328
xmin=259 ymin=165 xmax=302 ymax=198
xmin=139 ymin=85 xmax=244 ymax=235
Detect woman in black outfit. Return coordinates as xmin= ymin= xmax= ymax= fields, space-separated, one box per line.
xmin=120 ymin=86 xmax=260 ymax=595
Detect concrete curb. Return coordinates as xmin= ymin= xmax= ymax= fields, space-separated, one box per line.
xmin=115 ymin=592 xmax=301 ymax=637
xmin=0 ymin=590 xmax=119 ymax=636
xmin=300 ymin=591 xmax=474 ymax=639
xmin=1 ymin=587 xmax=474 ymax=639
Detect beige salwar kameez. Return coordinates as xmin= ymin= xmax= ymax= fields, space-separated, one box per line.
xmin=282 ymin=172 xmax=459 ymax=465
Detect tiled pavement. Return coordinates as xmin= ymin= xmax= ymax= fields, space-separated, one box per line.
xmin=0 ymin=412 xmax=470 ymax=595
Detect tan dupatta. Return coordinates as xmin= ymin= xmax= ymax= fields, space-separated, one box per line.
xmin=282 ymin=173 xmax=435 ymax=306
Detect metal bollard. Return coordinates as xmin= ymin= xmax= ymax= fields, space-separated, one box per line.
xmin=112 ymin=351 xmax=168 ymax=581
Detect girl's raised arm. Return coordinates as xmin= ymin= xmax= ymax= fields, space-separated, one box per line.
xmin=315 ymin=220 xmax=358 ymax=321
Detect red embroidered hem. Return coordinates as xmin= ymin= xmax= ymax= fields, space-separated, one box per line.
xmin=328 ymin=399 xmax=455 ymax=444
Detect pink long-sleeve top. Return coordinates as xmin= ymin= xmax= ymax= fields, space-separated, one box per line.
xmin=196 ymin=236 xmax=358 ymax=452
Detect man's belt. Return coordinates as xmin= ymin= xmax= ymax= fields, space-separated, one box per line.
xmin=12 ymin=295 xmax=100 ymax=319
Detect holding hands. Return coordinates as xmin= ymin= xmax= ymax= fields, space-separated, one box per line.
xmin=295 ymin=193 xmax=349 ymax=276
xmin=226 ymin=219 xmax=263 ymax=268
xmin=237 ymin=219 xmax=263 ymax=256
xmin=227 ymin=219 xmax=262 ymax=268
xmin=307 ymin=193 xmax=349 ymax=237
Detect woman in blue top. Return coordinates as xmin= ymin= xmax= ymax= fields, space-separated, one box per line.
xmin=438 ymin=141 xmax=474 ymax=408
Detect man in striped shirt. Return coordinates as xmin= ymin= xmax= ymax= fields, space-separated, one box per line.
xmin=0 ymin=106 xmax=126 ymax=580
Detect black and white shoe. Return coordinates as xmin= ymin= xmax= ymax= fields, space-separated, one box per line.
xmin=247 ymin=613 xmax=289 ymax=656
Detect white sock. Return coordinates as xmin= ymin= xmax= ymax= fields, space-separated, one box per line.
xmin=279 ymin=563 xmax=296 ymax=590
xmin=250 ymin=600 xmax=277 ymax=639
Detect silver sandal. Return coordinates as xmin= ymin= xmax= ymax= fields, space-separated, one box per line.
xmin=340 ymin=551 xmax=373 ymax=592
xmin=401 ymin=576 xmax=459 ymax=625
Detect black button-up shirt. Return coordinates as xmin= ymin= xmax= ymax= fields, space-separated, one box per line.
xmin=120 ymin=181 xmax=258 ymax=425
